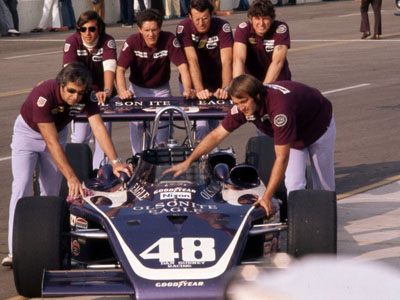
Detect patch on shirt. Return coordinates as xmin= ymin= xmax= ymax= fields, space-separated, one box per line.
xmin=246 ymin=115 xmax=256 ymax=121
xmin=37 ymin=96 xmax=47 ymax=107
xmin=261 ymin=114 xmax=270 ymax=122
xmin=239 ymin=22 xmax=247 ymax=29
xmin=107 ymin=40 xmax=116 ymax=49
xmin=64 ymin=43 xmax=70 ymax=52
xmin=248 ymin=37 xmax=257 ymax=44
xmin=134 ymin=50 xmax=148 ymax=58
xmin=231 ymin=105 xmax=238 ymax=115
xmin=122 ymin=42 xmax=129 ymax=52
xmin=198 ymin=39 xmax=206 ymax=49
xmin=263 ymin=40 xmax=275 ymax=52
xmin=173 ymin=38 xmax=181 ymax=48
xmin=223 ymin=23 xmax=232 ymax=33
xmin=191 ymin=34 xmax=199 ymax=42
xmin=153 ymin=50 xmax=168 ymax=58
xmin=276 ymin=24 xmax=287 ymax=34
xmin=274 ymin=114 xmax=288 ymax=127
xmin=77 ymin=49 xmax=88 ymax=56
xmin=177 ymin=25 xmax=184 ymax=34
xmin=90 ymin=90 xmax=98 ymax=102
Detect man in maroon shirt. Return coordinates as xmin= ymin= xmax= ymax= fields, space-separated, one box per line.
xmin=166 ymin=75 xmax=336 ymax=216
xmin=63 ymin=10 xmax=117 ymax=169
xmin=116 ymin=8 xmax=193 ymax=154
xmin=2 ymin=63 xmax=132 ymax=267
xmin=233 ymin=0 xmax=291 ymax=83
xmin=176 ymin=0 xmax=233 ymax=139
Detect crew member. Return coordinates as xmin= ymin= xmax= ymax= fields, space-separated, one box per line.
xmin=1 ymin=63 xmax=132 ymax=268
xmin=233 ymin=0 xmax=291 ymax=83
xmin=116 ymin=8 xmax=193 ymax=155
xmin=176 ymin=0 xmax=233 ymax=139
xmin=166 ymin=75 xmax=336 ymax=216
xmin=63 ymin=10 xmax=117 ymax=169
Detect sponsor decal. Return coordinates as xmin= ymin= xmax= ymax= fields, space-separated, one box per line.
xmin=153 ymin=50 xmax=168 ymax=59
xmin=198 ymin=39 xmax=206 ymax=49
xmin=154 ymin=187 xmax=196 ymax=194
xmin=72 ymin=240 xmax=80 ymax=256
xmin=239 ymin=22 xmax=247 ymax=29
xmin=64 ymin=43 xmax=70 ymax=52
xmin=77 ymin=49 xmax=88 ymax=56
xmin=90 ymin=90 xmax=98 ymax=102
xmin=273 ymin=114 xmax=288 ymax=127
xmin=264 ymin=83 xmax=291 ymax=94
xmin=69 ymin=103 xmax=86 ymax=116
xmin=177 ymin=25 xmax=184 ymax=34
xmin=263 ymin=39 xmax=275 ymax=52
xmin=205 ymin=36 xmax=219 ymax=50
xmin=222 ymin=23 xmax=231 ymax=33
xmin=131 ymin=182 xmax=150 ymax=200
xmin=173 ymin=38 xmax=181 ymax=48
xmin=231 ymin=105 xmax=238 ymax=115
xmin=248 ymin=37 xmax=257 ymax=44
xmin=160 ymin=192 xmax=191 ymax=200
xmin=134 ymin=50 xmax=148 ymax=58
xmin=107 ymin=39 xmax=116 ymax=49
xmin=133 ymin=200 xmax=217 ymax=215
xmin=191 ymin=34 xmax=199 ymax=42
xmin=155 ymin=281 xmax=204 ymax=288
xmin=276 ymin=24 xmax=287 ymax=34
xmin=70 ymin=214 xmax=77 ymax=226
xmin=92 ymin=55 xmax=103 ymax=62
xmin=122 ymin=42 xmax=129 ymax=51
xmin=76 ymin=217 xmax=88 ymax=229
xmin=37 ymin=96 xmax=47 ymax=107
xmin=261 ymin=114 xmax=270 ymax=122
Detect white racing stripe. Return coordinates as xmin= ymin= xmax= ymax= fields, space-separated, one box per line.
xmin=322 ymin=83 xmax=371 ymax=95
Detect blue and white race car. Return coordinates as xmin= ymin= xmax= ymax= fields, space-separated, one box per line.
xmin=12 ymin=99 xmax=337 ymax=299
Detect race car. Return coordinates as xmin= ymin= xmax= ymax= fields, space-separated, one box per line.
xmin=12 ymin=99 xmax=337 ymax=299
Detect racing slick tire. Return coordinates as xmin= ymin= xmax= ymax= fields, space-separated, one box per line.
xmin=287 ymin=190 xmax=337 ymax=257
xmin=59 ymin=143 xmax=93 ymax=198
xmin=396 ymin=0 xmax=400 ymax=9
xmin=245 ymin=136 xmax=287 ymax=221
xmin=13 ymin=196 xmax=70 ymax=298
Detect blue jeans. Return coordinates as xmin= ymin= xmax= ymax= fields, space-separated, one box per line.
xmin=61 ymin=0 xmax=76 ymax=28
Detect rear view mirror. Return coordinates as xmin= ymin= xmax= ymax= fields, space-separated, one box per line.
xmin=213 ymin=163 xmax=230 ymax=182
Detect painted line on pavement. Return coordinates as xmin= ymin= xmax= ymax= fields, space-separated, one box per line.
xmin=322 ymin=83 xmax=370 ymax=95
xmin=0 ymin=156 xmax=11 ymax=162
xmin=4 ymin=50 xmax=62 ymax=60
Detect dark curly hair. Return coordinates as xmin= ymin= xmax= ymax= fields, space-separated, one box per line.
xmin=56 ymin=62 xmax=92 ymax=89
xmin=247 ymin=0 xmax=275 ymax=20
xmin=136 ymin=8 xmax=164 ymax=28
xmin=190 ymin=0 xmax=214 ymax=14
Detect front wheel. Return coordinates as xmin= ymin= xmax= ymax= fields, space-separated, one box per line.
xmin=13 ymin=196 xmax=70 ymax=298
xmin=287 ymin=190 xmax=337 ymax=257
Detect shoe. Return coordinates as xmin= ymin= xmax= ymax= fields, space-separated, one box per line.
xmin=361 ymin=32 xmax=371 ymax=39
xmin=8 ymin=29 xmax=20 ymax=35
xmin=1 ymin=254 xmax=12 ymax=268
xmin=164 ymin=15 xmax=174 ymax=20
xmin=370 ymin=35 xmax=380 ymax=40
xmin=31 ymin=27 xmax=44 ymax=33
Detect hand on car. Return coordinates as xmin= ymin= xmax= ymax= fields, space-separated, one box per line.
xmin=95 ymin=91 xmax=109 ymax=104
xmin=118 ymin=89 xmax=134 ymax=100
xmin=254 ymin=196 xmax=275 ymax=217
xmin=196 ymin=89 xmax=212 ymax=100
xmin=183 ymin=89 xmax=196 ymax=99
xmin=67 ymin=175 xmax=84 ymax=199
xmin=163 ymin=161 xmax=190 ymax=178
xmin=112 ymin=162 xmax=134 ymax=178
xmin=213 ymin=88 xmax=229 ymax=100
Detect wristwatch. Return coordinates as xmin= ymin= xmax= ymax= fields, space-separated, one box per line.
xmin=111 ymin=158 xmax=122 ymax=165
xmin=104 ymin=89 xmax=111 ymax=94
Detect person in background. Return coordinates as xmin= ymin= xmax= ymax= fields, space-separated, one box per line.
xmin=93 ymin=0 xmax=105 ymax=21
xmin=1 ymin=63 xmax=132 ymax=268
xmin=63 ymin=10 xmax=117 ymax=169
xmin=164 ymin=0 xmax=180 ymax=19
xmin=0 ymin=0 xmax=19 ymax=36
xmin=234 ymin=0 xmax=249 ymax=11
xmin=116 ymin=9 xmax=194 ymax=155
xmin=120 ymin=0 xmax=135 ymax=28
xmin=31 ymin=0 xmax=64 ymax=32
xmin=61 ymin=0 xmax=76 ymax=29
xmin=180 ymin=0 xmax=190 ymax=17
xmin=360 ymin=0 xmax=382 ymax=39
xmin=3 ymin=0 xmax=19 ymax=33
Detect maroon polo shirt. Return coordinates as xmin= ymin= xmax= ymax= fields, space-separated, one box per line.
xmin=20 ymin=79 xmax=100 ymax=133
xmin=176 ymin=17 xmax=234 ymax=91
xmin=234 ymin=20 xmax=291 ymax=82
xmin=222 ymin=81 xmax=332 ymax=149
xmin=63 ymin=32 xmax=117 ymax=92
xmin=117 ymin=31 xmax=187 ymax=88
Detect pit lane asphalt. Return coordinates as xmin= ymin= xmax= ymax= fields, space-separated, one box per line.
xmin=1 ymin=0 xmax=400 ymax=298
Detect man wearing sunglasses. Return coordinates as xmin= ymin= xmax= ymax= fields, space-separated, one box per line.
xmin=116 ymin=8 xmax=193 ymax=155
xmin=63 ymin=10 xmax=117 ymax=169
xmin=176 ymin=0 xmax=233 ymax=140
xmin=2 ymin=63 xmax=132 ymax=267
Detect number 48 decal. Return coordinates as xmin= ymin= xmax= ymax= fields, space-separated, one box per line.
xmin=140 ymin=237 xmax=216 ymax=263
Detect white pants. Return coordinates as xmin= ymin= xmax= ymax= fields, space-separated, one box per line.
xmin=8 ymin=115 xmax=68 ymax=253
xmin=129 ymin=82 xmax=171 ymax=154
xmin=285 ymin=116 xmax=336 ymax=194
xmin=70 ymin=121 xmax=112 ymax=169
xmin=164 ymin=0 xmax=180 ymax=16
xmin=38 ymin=0 xmax=61 ymax=29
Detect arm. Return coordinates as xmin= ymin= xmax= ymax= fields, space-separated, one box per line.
xmin=177 ymin=63 xmax=195 ymax=99
xmin=165 ymin=124 xmax=231 ymax=177
xmin=214 ymin=46 xmax=233 ymax=99
xmin=88 ymin=113 xmax=132 ymax=177
xmin=184 ymin=46 xmax=212 ymax=99
xmin=37 ymin=122 xmax=83 ymax=198
xmin=233 ymin=42 xmax=247 ymax=78
xmin=263 ymin=44 xmax=288 ymax=84
xmin=115 ymin=66 xmax=134 ymax=100
xmin=257 ymin=143 xmax=290 ymax=215
xmin=96 ymin=69 xmax=115 ymax=104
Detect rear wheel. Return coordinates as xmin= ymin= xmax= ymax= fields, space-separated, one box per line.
xmin=287 ymin=190 xmax=337 ymax=257
xmin=13 ymin=196 xmax=70 ymax=298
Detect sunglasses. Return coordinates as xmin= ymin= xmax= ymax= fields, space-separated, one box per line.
xmin=66 ymin=87 xmax=87 ymax=95
xmin=79 ymin=26 xmax=97 ymax=33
